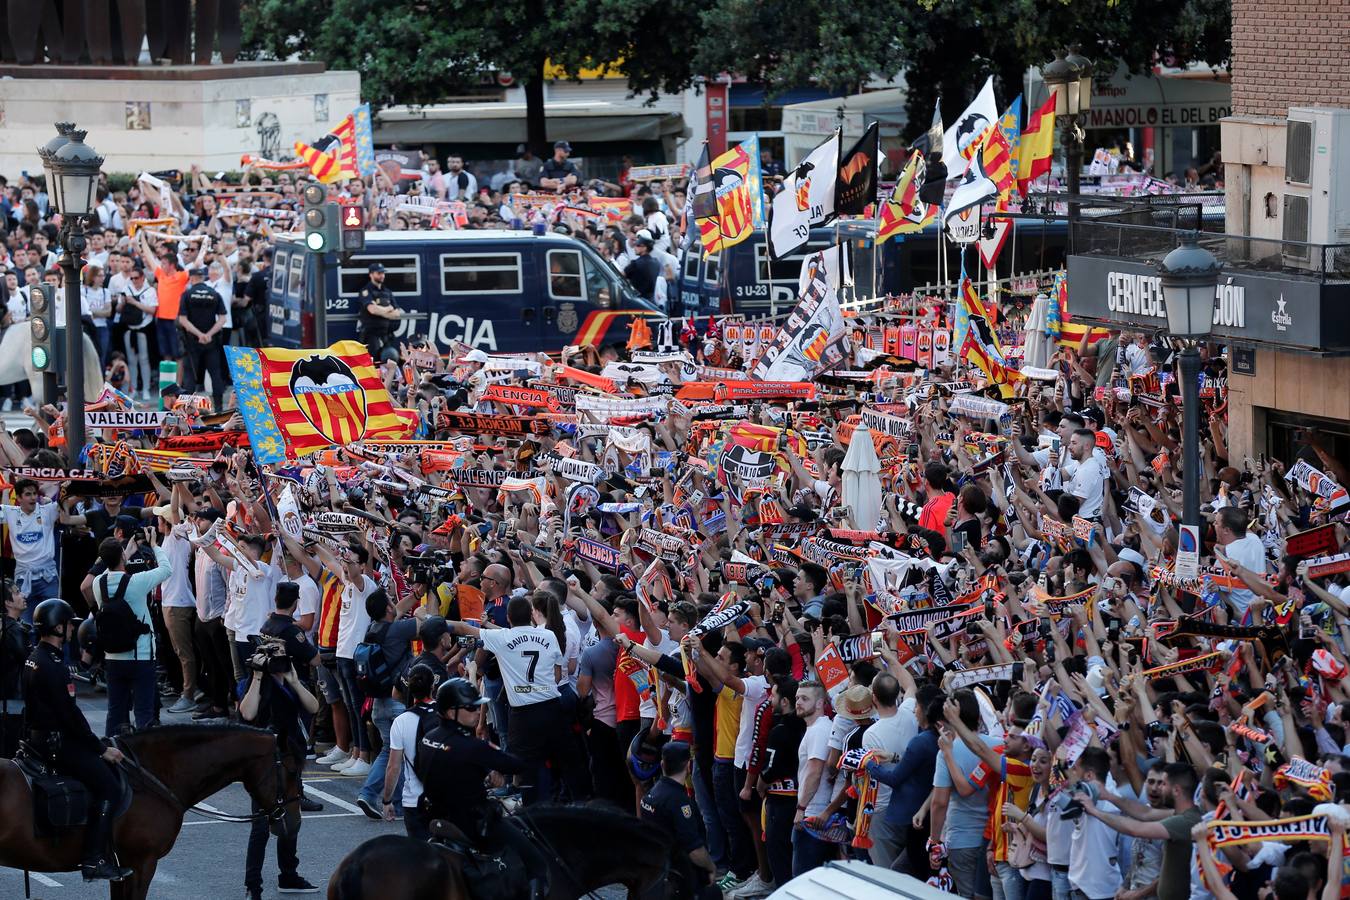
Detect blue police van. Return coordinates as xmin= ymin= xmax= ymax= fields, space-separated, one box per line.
xmin=267 ymin=230 xmax=664 ymax=353
xmin=676 ymin=219 xmax=1075 ymax=319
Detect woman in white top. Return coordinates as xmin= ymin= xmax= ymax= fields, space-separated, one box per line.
xmin=207 ymin=260 xmax=235 ymax=342
xmin=80 ymin=264 xmax=112 ymax=364
xmin=119 ymin=267 xmax=159 ymax=398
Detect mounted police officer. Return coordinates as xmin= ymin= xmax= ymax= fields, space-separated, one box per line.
xmin=22 ymin=599 xmax=132 ymax=882
xmin=356 ymin=262 xmax=401 ymax=363
xmin=413 ymin=677 xmax=548 ymax=900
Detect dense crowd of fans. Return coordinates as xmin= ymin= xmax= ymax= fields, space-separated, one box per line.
xmin=0 ymin=141 xmax=1344 ymax=900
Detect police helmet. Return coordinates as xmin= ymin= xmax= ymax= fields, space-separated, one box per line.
xmin=435 ymin=677 xmax=488 ymax=714
xmin=33 ymin=599 xmax=75 ymax=639
xmin=76 ymin=616 xmax=98 ymax=652
xmin=627 ymin=727 xmax=670 ymax=782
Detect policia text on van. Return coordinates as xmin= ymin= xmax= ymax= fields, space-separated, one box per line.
xmin=267 ymin=230 xmax=663 ymax=354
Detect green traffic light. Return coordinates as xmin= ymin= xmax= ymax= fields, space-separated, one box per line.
xmin=306 ymin=232 xmax=326 ymax=251
xmin=31 ymin=347 xmax=48 ymax=370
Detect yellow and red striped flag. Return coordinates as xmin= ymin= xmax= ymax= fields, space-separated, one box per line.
xmin=877 ymin=150 xmax=937 ymax=243
xmin=225 ymin=341 xmax=416 ymax=464
xmin=979 ymin=128 xmax=1017 ymax=200
xmin=294 ymin=141 xmax=344 ymax=185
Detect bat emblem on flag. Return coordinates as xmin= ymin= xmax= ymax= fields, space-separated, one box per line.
xmin=289 ymin=353 xmax=368 ymax=445
xmin=796 ymin=174 xmax=812 ymax=212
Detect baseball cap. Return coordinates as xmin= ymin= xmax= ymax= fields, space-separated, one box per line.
xmin=115 ymin=514 xmax=141 ymax=534
xmin=419 ymin=616 xmax=451 ymax=646
xmin=189 ymin=266 xmax=207 ymax=278
xmin=1117 ymin=547 xmax=1147 ymax=568
xmin=368 ymin=262 xmax=386 ymax=273
xmin=554 ymin=140 xmax=573 ymax=152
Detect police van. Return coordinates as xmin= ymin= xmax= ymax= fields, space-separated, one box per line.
xmin=267 ymin=230 xmax=664 ymax=353
xmin=676 ymin=219 xmax=1074 ymax=319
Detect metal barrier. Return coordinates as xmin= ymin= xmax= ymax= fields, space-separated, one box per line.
xmin=1068 ymin=220 xmax=1350 ymax=282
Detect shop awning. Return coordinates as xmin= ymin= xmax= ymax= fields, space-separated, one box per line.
xmin=374 ymin=101 xmax=686 ymax=145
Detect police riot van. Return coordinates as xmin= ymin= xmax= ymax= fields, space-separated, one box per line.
xmin=268 ymin=229 xmax=664 ymax=353
xmin=676 ymin=218 xmax=1075 ymax=319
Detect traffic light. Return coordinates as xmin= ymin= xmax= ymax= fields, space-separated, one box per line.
xmin=340 ymin=203 xmax=367 ymax=252
xmin=302 ymin=184 xmax=340 ymax=253
xmin=28 ymin=283 xmax=55 ymax=371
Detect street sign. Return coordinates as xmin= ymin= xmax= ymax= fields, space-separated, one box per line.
xmin=341 ymin=203 xmax=367 ymax=251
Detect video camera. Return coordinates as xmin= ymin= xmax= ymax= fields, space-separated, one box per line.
xmin=405 ymin=550 xmax=454 ymax=586
xmin=246 ymin=636 xmax=292 ymax=675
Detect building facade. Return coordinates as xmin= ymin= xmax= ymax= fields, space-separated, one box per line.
xmin=1221 ymin=0 xmax=1350 ymax=464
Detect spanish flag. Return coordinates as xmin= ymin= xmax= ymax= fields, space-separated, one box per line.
xmin=225 ymin=342 xmax=416 ymax=465
xmin=1017 ymin=93 xmax=1057 ymax=195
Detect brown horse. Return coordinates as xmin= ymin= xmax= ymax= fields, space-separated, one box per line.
xmin=328 ymin=803 xmax=694 ymax=900
xmin=0 ymin=723 xmax=301 ymax=899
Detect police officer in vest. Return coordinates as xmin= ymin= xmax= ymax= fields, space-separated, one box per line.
xmin=22 ymin=599 xmax=133 ymax=882
xmin=639 ymin=741 xmax=718 ymax=898
xmin=413 ymin=677 xmax=547 ymax=899
xmin=356 ymin=262 xmax=400 ymax=363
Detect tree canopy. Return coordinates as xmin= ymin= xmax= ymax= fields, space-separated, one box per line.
xmin=241 ymin=0 xmax=1231 ymax=148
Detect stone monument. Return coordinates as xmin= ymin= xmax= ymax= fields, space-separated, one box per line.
xmin=0 ymin=3 xmax=359 ymax=173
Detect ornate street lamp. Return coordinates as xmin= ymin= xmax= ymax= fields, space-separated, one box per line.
xmin=36 ymin=125 xmax=104 ymax=465
xmin=1159 ymin=231 xmax=1221 ymax=526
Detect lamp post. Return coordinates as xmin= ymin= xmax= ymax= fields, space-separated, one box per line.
xmin=1042 ymin=48 xmax=1092 ymax=223
xmin=1159 ymin=231 xmax=1221 ymax=527
xmin=37 ymin=125 xmax=103 ymax=466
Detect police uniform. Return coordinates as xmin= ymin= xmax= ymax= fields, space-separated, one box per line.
xmin=639 ymin=776 xmax=703 ymax=856
xmin=413 ymin=718 xmax=523 ymax=839
xmin=22 ymin=642 xmax=123 ymax=858
xmin=357 ymin=274 xmax=396 ymax=361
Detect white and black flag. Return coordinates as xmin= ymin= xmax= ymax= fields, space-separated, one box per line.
xmin=768 ymin=130 xmax=840 ymax=259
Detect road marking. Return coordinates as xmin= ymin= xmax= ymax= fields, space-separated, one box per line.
xmin=301 ymin=785 xmax=364 ymax=815
xmin=182 ymin=811 xmax=361 ymax=826
xmin=194 ymin=802 xmax=224 ymax=814
xmin=30 ymin=872 xmax=62 ymax=887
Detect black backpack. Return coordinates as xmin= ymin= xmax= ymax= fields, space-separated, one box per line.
xmin=353 ymin=622 xmax=397 ymax=698
xmin=96 ymin=572 xmax=151 ymax=655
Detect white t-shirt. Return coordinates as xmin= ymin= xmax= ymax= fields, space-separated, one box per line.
xmin=861 ymin=703 xmax=917 ymax=810
xmin=294 ymin=573 xmax=320 ymax=639
xmin=1221 ymin=531 xmax=1267 ymax=618
xmin=733 ymin=674 xmax=770 ymax=768
xmin=2 ymin=502 xmax=58 ymax=571
xmin=224 ymin=556 xmax=280 ymax=639
xmin=389 ymin=707 xmax=430 ymax=807
xmin=1067 ymin=453 xmax=1110 ymax=518
xmin=1069 ymin=793 xmax=1123 ymax=898
xmin=480 ymin=625 xmax=562 ymax=707
xmin=336 ymin=574 xmax=377 ymax=659
xmin=561 ymin=615 xmax=581 ymax=689
xmin=798 ymin=715 xmax=837 ymax=817
xmin=639 ymin=631 xmax=678 ymax=719
xmin=161 ymin=527 xmax=196 ymax=608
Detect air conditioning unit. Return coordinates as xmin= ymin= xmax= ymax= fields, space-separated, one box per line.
xmin=1283 ymin=107 xmax=1350 ymax=270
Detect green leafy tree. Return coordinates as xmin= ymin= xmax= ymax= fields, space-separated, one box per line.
xmin=241 ymin=0 xmax=708 ymax=153
xmin=690 ymin=0 xmax=1230 ymax=142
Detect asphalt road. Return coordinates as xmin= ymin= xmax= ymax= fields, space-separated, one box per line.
xmin=0 ymin=686 xmax=409 ymax=900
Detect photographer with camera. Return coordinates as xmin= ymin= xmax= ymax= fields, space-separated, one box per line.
xmin=355 ymin=590 xmax=427 ymax=819
xmin=239 ymin=582 xmax=320 ymax=900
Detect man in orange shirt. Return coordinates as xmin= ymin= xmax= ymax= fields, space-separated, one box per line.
xmin=137 ymin=233 xmax=189 ymax=378
xmin=918 ymin=462 xmax=956 ymax=534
